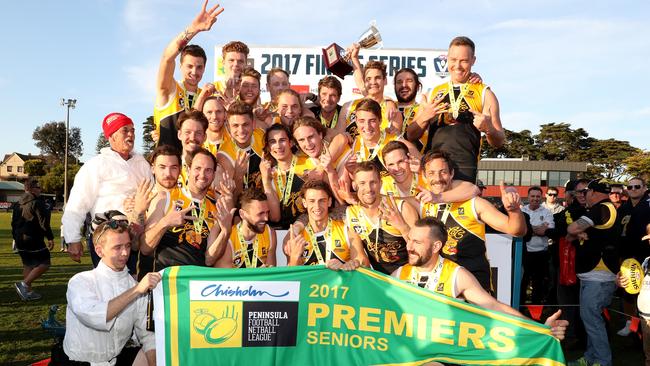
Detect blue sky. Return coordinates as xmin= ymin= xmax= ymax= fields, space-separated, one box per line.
xmin=2 ymin=0 xmax=649 ymax=161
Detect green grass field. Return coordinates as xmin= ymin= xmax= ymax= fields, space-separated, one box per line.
xmin=0 ymin=212 xmax=645 ymax=365
xmin=0 ymin=212 xmax=91 ymax=365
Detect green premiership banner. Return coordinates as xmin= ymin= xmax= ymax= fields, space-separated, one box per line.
xmin=153 ymin=265 xmax=565 ymax=366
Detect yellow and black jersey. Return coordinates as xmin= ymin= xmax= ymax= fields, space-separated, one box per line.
xmin=310 ymin=105 xmax=342 ymax=129
xmin=262 ymin=155 xmax=317 ymax=230
xmin=345 ymin=204 xmax=407 ymax=274
xmin=395 ymin=258 xmax=462 ymax=298
xmin=420 ymin=198 xmax=492 ymax=291
xmin=300 ymin=219 xmax=350 ymax=265
xmin=380 ymin=172 xmax=427 ymax=198
xmin=229 ymin=223 xmax=272 ymax=268
xmin=399 ymin=103 xmax=428 ymax=153
xmin=217 ymin=128 xmax=265 ymax=189
xmin=344 ymin=98 xmax=391 ymax=140
xmin=425 ymin=82 xmax=488 ymax=182
xmin=334 ymin=131 xmax=400 ymax=173
xmin=154 ymin=81 xmax=202 ymax=150
xmin=154 ymin=187 xmax=216 ymax=270
xmin=203 ymin=131 xmax=230 ymax=157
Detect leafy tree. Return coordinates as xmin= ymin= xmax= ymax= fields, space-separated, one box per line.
xmin=584 ymin=139 xmax=640 ymax=180
xmin=23 ymin=159 xmax=47 ymax=177
xmin=533 ymin=123 xmax=593 ymax=161
xmin=96 ymin=132 xmax=110 ymax=154
xmin=32 ymin=121 xmax=83 ymax=163
xmin=624 ymin=152 xmax=650 ymax=179
xmin=39 ymin=163 xmax=81 ymax=196
xmin=142 ymin=116 xmax=156 ymax=157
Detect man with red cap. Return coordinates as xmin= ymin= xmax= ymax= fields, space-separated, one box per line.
xmin=62 ymin=113 xmax=153 ymax=269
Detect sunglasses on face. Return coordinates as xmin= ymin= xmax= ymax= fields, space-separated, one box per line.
xmin=577 ymin=189 xmax=589 ymax=195
xmin=547 ymin=193 xmax=557 ymax=197
xmin=627 ymin=184 xmax=643 ymax=190
xmin=610 ymin=191 xmax=622 ymax=195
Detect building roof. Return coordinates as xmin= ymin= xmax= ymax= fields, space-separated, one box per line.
xmin=478 ymin=159 xmax=587 ymax=172
xmin=0 ymin=181 xmax=24 ymax=191
xmin=1 ymin=152 xmax=45 ymax=165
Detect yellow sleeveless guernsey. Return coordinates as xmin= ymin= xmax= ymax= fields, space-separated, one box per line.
xmin=344 ymin=98 xmax=391 ymax=140
xmin=266 ymin=155 xmax=315 ymax=229
xmin=400 ymin=103 xmax=428 ymax=153
xmin=345 ymin=204 xmax=407 ymax=275
xmin=380 ymin=172 xmax=427 ymax=198
xmin=425 ymin=82 xmax=488 ymax=181
xmin=229 ymin=224 xmax=272 ymax=268
xmin=395 ymin=258 xmax=461 ymax=298
xmin=334 ymin=131 xmax=399 ymax=173
xmin=300 ymin=219 xmax=350 ymax=265
xmin=217 ymin=128 xmax=265 ymax=189
xmin=154 ymin=187 xmax=217 ymax=269
xmin=203 ymin=129 xmax=231 ymax=157
xmin=154 ymin=81 xmax=202 ymax=148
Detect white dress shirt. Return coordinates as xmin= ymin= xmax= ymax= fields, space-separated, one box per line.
xmin=63 ymin=261 xmax=154 ymax=365
xmin=62 ymin=148 xmax=152 ymax=243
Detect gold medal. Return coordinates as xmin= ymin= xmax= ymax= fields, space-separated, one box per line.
xmin=447 ymin=81 xmax=469 ymax=120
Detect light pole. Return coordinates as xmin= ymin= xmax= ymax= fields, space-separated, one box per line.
xmin=61 ymin=98 xmax=77 ymax=208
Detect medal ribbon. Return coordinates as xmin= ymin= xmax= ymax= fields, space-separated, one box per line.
xmin=191 ymin=199 xmax=206 ymax=235
xmin=359 ymin=130 xmax=386 ymax=161
xmin=320 ymin=109 xmax=339 ymax=129
xmin=358 ymin=207 xmax=381 ymax=261
xmin=237 ymin=222 xmax=259 ymax=268
xmin=447 ymin=81 xmax=470 ymax=119
xmin=410 ymin=257 xmax=445 ymax=289
xmin=276 ymin=155 xmax=297 ymax=206
xmin=305 ymin=218 xmax=333 ymax=264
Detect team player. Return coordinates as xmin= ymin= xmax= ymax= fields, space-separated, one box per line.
xmin=154 ymin=0 xmax=223 ymax=149
xmin=214 ymin=41 xmax=250 ymax=97
xmin=285 ymin=180 xmax=368 ymax=266
xmin=309 ymin=76 xmax=343 ymax=141
xmin=201 ymin=96 xmax=228 ymax=156
xmin=260 ymin=124 xmax=313 ymax=229
xmin=419 ymin=151 xmax=526 ymax=291
xmin=345 ymin=162 xmax=418 ymax=275
xmin=330 ymin=99 xmax=420 ymax=176
xmin=214 ymin=189 xmax=277 ymax=268
xmin=176 ymin=110 xmax=208 ymax=188
xmin=140 ymin=148 xmax=229 ymax=269
xmin=407 ymin=36 xmax=505 ymax=182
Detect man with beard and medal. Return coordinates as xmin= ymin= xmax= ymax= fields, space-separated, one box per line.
xmin=176 ymin=110 xmax=208 ymax=189
xmin=285 ymin=180 xmax=368 ymax=267
xmin=418 ymin=151 xmax=526 ymax=292
xmin=260 ymin=124 xmax=312 ymax=230
xmin=345 ymin=161 xmax=418 ymax=275
xmin=154 ymin=0 xmax=223 ymax=150
xmin=380 ymin=141 xmax=479 ymax=202
xmin=215 ymin=189 xmax=277 ymax=268
xmin=394 ymin=68 xmax=422 ymax=141
xmin=141 ymin=148 xmax=230 ymax=269
xmin=407 ymin=36 xmax=504 ymax=183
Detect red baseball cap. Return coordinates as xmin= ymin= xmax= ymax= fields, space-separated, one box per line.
xmin=102 ymin=112 xmax=133 ymax=139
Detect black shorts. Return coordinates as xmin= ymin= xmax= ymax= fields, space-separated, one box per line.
xmin=18 ymin=248 xmax=51 ymax=267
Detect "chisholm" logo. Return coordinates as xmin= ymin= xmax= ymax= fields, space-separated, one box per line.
xmin=189 ymin=281 xmax=300 ymax=302
xmin=201 ymin=284 xmax=289 ymax=298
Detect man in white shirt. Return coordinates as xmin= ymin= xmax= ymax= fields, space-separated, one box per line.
xmin=521 ymin=186 xmax=555 ymax=304
xmin=64 ymin=216 xmax=159 ymax=366
xmin=62 ymin=113 xmax=153 ymax=268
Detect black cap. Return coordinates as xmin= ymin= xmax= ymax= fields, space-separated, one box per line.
xmin=587 ymin=179 xmax=611 ymax=194
xmin=564 ymin=180 xmax=576 ymax=192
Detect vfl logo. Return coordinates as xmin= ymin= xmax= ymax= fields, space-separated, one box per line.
xmin=193 ymin=307 xmax=239 ymax=344
xmin=434 ymin=55 xmax=449 ymax=78
xmin=201 ymin=284 xmax=290 ymax=298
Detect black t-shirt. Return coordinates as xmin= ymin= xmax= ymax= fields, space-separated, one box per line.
xmin=575 ymin=199 xmax=621 ymax=274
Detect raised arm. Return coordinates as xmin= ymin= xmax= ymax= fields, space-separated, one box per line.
xmin=156 ymin=0 xmax=224 ymax=107
xmin=476 ymin=183 xmax=526 ymax=237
